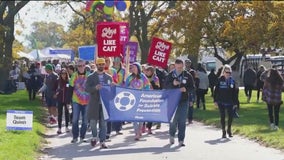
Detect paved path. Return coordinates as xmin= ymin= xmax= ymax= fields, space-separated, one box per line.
xmin=40 ymin=122 xmax=284 ymax=160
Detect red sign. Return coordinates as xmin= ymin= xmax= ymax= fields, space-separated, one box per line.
xmin=147 ymin=37 xmax=172 ymax=68
xmin=97 ymin=22 xmax=121 ymax=57
xmin=118 ymin=22 xmax=129 ymax=45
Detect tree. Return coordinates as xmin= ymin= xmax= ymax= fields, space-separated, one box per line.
xmin=129 ymin=1 xmax=172 ymax=64
xmin=12 ymin=39 xmax=25 ymax=59
xmin=162 ymin=1 xmax=284 ymax=70
xmin=62 ymin=11 xmax=95 ymax=57
xmin=26 ymin=21 xmax=66 ymax=49
xmin=0 ymin=1 xmax=29 ymax=90
xmin=219 ymin=1 xmax=284 ymax=68
xmin=154 ymin=1 xmax=210 ymax=66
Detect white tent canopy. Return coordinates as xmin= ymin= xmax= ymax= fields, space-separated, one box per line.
xmin=28 ymin=49 xmax=49 ymax=60
xmin=17 ymin=51 xmax=35 ymax=60
xmin=25 ymin=47 xmax=72 ymax=61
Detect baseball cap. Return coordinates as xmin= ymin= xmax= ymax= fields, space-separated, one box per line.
xmin=96 ymin=58 xmax=105 ymax=64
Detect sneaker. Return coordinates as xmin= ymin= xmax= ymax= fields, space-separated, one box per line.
xmin=116 ymin=131 xmax=123 ymax=135
xmin=100 ymin=143 xmax=108 ymax=149
xmin=90 ymin=138 xmax=97 ymax=147
xmin=274 ymin=126 xmax=279 ymax=131
xmin=169 ymin=136 xmax=175 ymax=144
xmin=80 ymin=138 xmax=87 ymax=143
xmin=65 ymin=127 xmax=70 ymax=132
xmin=57 ymin=129 xmax=62 ymax=134
xmin=71 ymin=138 xmax=78 ymax=143
xmin=270 ymin=123 xmax=275 ymax=130
xmin=178 ymin=141 xmax=185 ymax=147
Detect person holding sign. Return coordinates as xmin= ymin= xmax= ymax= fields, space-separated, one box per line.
xmin=125 ymin=62 xmax=151 ymax=141
xmin=164 ymin=59 xmax=195 ymax=147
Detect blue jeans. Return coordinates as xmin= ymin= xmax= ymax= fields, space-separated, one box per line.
xmin=169 ymin=101 xmax=189 ymax=142
xmin=89 ymin=109 xmax=107 ymax=142
xmin=72 ymin=102 xmax=87 ymax=139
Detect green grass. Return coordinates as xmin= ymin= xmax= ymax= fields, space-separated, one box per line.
xmin=0 ymin=90 xmax=46 ymax=160
xmin=195 ymin=89 xmax=284 ymax=149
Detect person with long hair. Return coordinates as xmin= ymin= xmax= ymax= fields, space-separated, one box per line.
xmin=262 ymin=68 xmax=284 ymax=130
xmin=55 ymin=68 xmax=72 ymax=134
xmin=214 ymin=64 xmax=238 ymax=138
xmin=125 ymin=62 xmax=151 ymax=141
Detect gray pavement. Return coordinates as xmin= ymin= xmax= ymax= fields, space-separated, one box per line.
xmin=40 ymin=121 xmax=284 ymax=160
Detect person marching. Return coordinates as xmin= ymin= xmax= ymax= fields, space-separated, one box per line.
xmin=262 ymin=68 xmax=284 ymax=130
xmin=111 ymin=56 xmax=126 ymax=135
xmin=125 ymin=62 xmax=151 ymax=141
xmin=214 ymin=64 xmax=238 ymax=138
xmin=44 ymin=64 xmax=59 ymax=125
xmin=103 ymin=57 xmax=118 ymax=140
xmin=164 ymin=59 xmax=194 ymax=147
xmin=144 ymin=65 xmax=160 ymax=134
xmin=55 ymin=68 xmax=72 ymax=134
xmin=85 ymin=58 xmax=113 ymax=149
xmin=69 ymin=60 xmax=90 ymax=143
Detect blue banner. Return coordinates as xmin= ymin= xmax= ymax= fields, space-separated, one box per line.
xmin=100 ymin=85 xmax=181 ymax=123
xmin=78 ymin=45 xmax=96 ymax=61
xmin=49 ymin=49 xmax=74 ymax=55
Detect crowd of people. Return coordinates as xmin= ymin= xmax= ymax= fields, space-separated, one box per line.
xmin=7 ymin=56 xmax=284 ymax=148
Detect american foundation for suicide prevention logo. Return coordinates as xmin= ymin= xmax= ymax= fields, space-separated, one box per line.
xmin=114 ymin=91 xmax=136 ymax=111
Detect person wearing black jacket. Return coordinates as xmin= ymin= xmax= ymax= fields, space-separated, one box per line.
xmin=214 ymin=64 xmax=238 ymax=138
xmin=55 ymin=68 xmax=72 ymax=134
xmin=26 ymin=63 xmax=42 ymax=100
xmin=208 ymin=69 xmax=218 ymax=97
xmin=164 ymin=59 xmax=194 ymax=147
